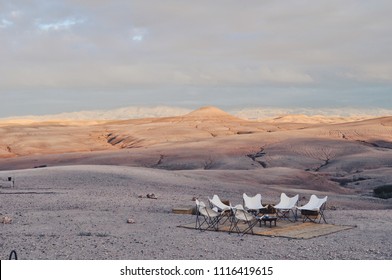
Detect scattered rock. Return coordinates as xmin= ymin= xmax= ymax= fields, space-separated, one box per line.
xmin=138 ymin=193 xmax=157 ymax=199
xmin=1 ymin=216 xmax=13 ymax=224
xmin=146 ymin=193 xmax=157 ymax=199
xmin=127 ymin=218 xmax=135 ymax=224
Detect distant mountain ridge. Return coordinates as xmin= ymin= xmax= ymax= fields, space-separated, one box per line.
xmin=1 ymin=105 xmax=392 ymax=124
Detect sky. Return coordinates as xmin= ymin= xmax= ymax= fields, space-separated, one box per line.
xmin=0 ymin=0 xmax=391 ymax=118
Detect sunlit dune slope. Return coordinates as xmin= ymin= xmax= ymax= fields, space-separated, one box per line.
xmin=104 ymin=106 xmax=279 ymax=148
xmin=0 ymin=106 xmax=392 ymax=194
xmin=0 ymin=106 xmax=279 ymax=159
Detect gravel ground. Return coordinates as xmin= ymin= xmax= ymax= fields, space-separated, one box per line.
xmin=1 ymin=165 xmax=391 ymax=260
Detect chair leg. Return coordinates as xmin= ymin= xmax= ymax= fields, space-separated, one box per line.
xmin=302 ymin=213 xmax=314 ymax=223
xmin=195 ymin=213 xmax=203 ymax=230
xmin=229 ymin=218 xmax=240 ymax=235
xmin=219 ymin=210 xmax=231 ymax=225
xmin=195 ymin=213 xmax=200 ymax=229
xmin=196 ymin=213 xmax=221 ymax=231
xmin=211 ymin=216 xmax=221 ymax=230
xmin=319 ymin=209 xmax=327 ymax=224
xmin=241 ymin=219 xmax=258 ymax=236
xmin=289 ymin=209 xmax=297 ymax=222
xmin=302 ymin=211 xmax=327 ymax=224
xmin=205 ymin=216 xmax=221 ymax=231
xmin=196 ymin=216 xmax=208 ymax=231
xmin=277 ymin=209 xmax=296 ymax=222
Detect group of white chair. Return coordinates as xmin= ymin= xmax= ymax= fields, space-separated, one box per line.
xmin=195 ymin=193 xmax=328 ymax=235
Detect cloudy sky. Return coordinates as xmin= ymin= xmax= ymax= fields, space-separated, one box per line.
xmin=0 ymin=0 xmax=391 ymax=118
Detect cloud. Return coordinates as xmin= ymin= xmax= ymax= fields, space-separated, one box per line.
xmin=130 ymin=27 xmax=148 ymax=41
xmin=10 ymin=10 xmax=23 ymax=19
xmin=36 ymin=18 xmax=85 ymax=31
xmin=0 ymin=0 xmax=391 ymax=116
xmin=259 ymin=67 xmax=313 ymax=84
xmin=343 ymin=64 xmax=392 ymax=82
xmin=0 ymin=18 xmax=13 ymax=28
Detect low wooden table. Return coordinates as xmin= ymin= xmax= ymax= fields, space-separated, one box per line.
xmin=259 ymin=216 xmax=277 ymax=228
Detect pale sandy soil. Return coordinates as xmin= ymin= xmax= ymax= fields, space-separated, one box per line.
xmin=0 ymin=107 xmax=391 ymax=259
xmin=0 ymin=165 xmax=391 ymax=260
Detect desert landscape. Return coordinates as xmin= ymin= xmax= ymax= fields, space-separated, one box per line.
xmin=1 ymin=106 xmax=391 ymax=260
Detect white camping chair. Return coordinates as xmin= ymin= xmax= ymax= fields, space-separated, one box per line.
xmin=296 ymin=195 xmax=328 ymax=223
xmin=229 ymin=204 xmax=260 ymax=236
xmin=243 ymin=193 xmax=267 ymax=214
xmin=208 ymin=194 xmax=232 ymax=212
xmin=273 ymin=193 xmax=299 ymax=222
xmin=208 ymin=194 xmax=232 ymax=224
xmin=195 ymin=199 xmax=222 ymax=231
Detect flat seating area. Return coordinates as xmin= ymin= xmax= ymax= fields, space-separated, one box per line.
xmin=179 ymin=193 xmax=354 ymax=239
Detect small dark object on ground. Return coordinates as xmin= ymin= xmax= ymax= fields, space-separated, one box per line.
xmin=146 ymin=193 xmax=157 ymax=199
xmin=373 ymin=184 xmax=392 ymax=199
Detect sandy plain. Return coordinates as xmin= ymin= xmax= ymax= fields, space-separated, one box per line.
xmin=0 ymin=107 xmax=391 ymax=259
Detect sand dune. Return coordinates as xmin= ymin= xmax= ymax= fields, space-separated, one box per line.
xmin=263 ymin=114 xmax=371 ymax=124
xmin=1 ymin=106 xmax=392 ymax=194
